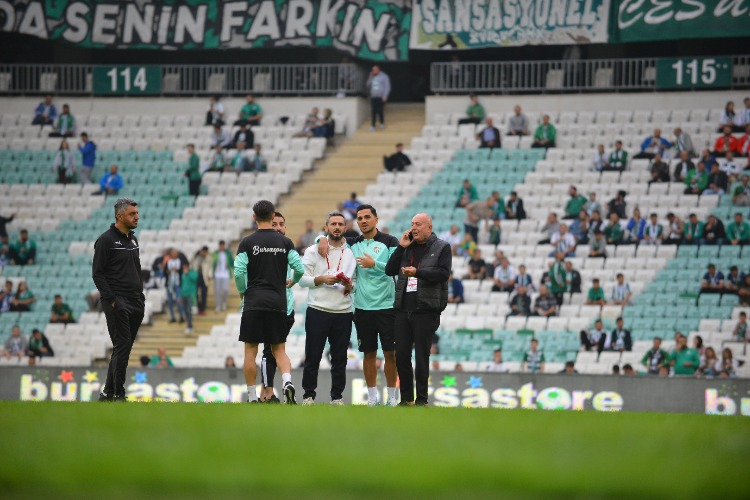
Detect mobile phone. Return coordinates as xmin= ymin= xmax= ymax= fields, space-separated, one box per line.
xmin=407 ymin=231 xmax=414 ymax=241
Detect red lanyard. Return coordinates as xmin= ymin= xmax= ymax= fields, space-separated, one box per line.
xmin=409 ymin=245 xmax=427 ymax=269
xmin=325 ymin=248 xmax=343 ymax=273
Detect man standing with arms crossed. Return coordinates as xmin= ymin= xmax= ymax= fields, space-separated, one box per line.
xmin=367 ymin=65 xmax=390 ymax=131
xmin=385 ymin=213 xmax=451 ymax=406
xmin=93 ymin=198 xmax=145 ymax=401
xmin=234 ymin=200 xmax=304 ymax=404
xmin=318 ymin=204 xmax=400 ymax=406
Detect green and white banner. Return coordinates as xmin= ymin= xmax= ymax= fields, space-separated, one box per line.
xmin=0 ymin=0 xmax=411 ymax=61
xmin=410 ymin=0 xmax=611 ymax=49
xmin=612 ymin=0 xmax=750 ymax=43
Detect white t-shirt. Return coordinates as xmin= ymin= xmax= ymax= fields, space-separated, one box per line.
xmin=493 ymin=265 xmax=517 ymax=283
xmin=215 ymin=252 xmax=229 ymax=279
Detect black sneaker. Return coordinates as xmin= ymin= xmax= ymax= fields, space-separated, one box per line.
xmin=248 ymin=400 xmax=260 ymax=404
xmin=415 ymin=400 xmax=429 ymax=407
xmin=112 ymin=394 xmax=127 ymax=402
xmin=98 ymin=392 xmax=111 ymax=402
xmin=397 ymin=402 xmax=413 ymax=407
xmin=267 ymin=395 xmax=281 ymax=404
xmin=283 ymin=382 xmax=297 ymax=405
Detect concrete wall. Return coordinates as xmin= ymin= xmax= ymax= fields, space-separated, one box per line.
xmin=425 ymin=90 xmax=747 ymax=123
xmin=0 ymin=96 xmax=367 ymax=137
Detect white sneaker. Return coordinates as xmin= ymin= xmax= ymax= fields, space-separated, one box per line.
xmin=330 ymin=399 xmax=344 ymax=406
xmin=184 ymin=327 xmax=193 ymax=334
xmin=367 ymin=399 xmax=379 ymax=407
xmin=379 ymin=124 xmax=385 ymax=129
xmin=386 ymin=398 xmax=398 ymax=407
xmin=368 ymin=126 xmax=376 ymax=132
xmin=302 ymin=397 xmax=314 ymax=405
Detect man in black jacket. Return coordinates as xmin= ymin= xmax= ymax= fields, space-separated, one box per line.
xmin=385 ymin=213 xmax=451 ymax=406
xmin=610 ymin=317 xmax=632 ymax=352
xmin=92 ymin=198 xmax=145 ymax=402
xmin=476 ymin=117 xmax=501 ymax=148
xmin=383 ymin=142 xmax=412 ymax=172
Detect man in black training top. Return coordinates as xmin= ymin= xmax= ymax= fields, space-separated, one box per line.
xmin=385 ymin=212 xmax=451 ymax=406
xmin=93 ymin=198 xmax=145 ymax=401
xmin=234 ymin=200 xmax=304 ymax=404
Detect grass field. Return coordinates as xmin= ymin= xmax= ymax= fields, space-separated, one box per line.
xmin=1 ymin=402 xmax=748 ymax=499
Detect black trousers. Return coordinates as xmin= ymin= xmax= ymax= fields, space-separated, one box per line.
xmin=302 ymin=307 xmax=352 ymax=401
xmin=188 ymin=179 xmax=201 ymax=196
xmin=196 ymin=275 xmax=208 ymax=312
xmin=371 ymin=97 xmax=384 ymax=126
xmin=395 ymin=311 xmax=440 ymax=404
xmin=102 ymin=294 xmax=145 ymax=397
xmin=457 ymin=117 xmax=481 ymax=125
xmin=580 ymin=331 xmax=606 ymax=353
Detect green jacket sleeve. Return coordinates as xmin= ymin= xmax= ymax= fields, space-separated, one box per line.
xmin=287 ymin=249 xmax=304 ymax=283
xmin=233 ymin=252 xmax=248 ymax=294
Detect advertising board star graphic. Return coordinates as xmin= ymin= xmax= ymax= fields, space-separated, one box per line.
xmin=442 ymin=376 xmax=457 ymax=388
xmin=468 ymin=376 xmax=483 ymax=389
xmin=83 ymin=371 xmax=99 ymax=383
xmin=59 ymin=370 xmax=74 ymax=383
xmin=134 ymin=372 xmax=147 ymax=383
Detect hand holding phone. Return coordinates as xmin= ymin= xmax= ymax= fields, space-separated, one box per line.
xmin=400 ymin=230 xmax=413 ymax=248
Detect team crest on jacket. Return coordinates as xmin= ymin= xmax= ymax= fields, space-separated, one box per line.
xmin=373 ymin=247 xmax=380 ymax=253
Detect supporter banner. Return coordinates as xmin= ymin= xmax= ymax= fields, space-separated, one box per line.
xmin=2 ymin=366 xmax=749 ymax=415
xmin=409 ymin=0 xmax=611 ymax=49
xmin=612 ymin=0 xmax=750 ymax=43
xmin=0 ymin=0 xmax=411 ymax=61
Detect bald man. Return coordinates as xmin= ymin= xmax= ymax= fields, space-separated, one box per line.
xmin=385 ymin=213 xmax=452 ymax=406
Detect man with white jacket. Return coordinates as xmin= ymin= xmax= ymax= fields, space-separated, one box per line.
xmin=300 ymin=211 xmax=357 ymax=405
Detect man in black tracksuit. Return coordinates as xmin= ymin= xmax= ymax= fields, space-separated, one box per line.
xmin=92 ymin=198 xmax=145 ymax=401
xmin=385 ymin=213 xmax=451 ymax=406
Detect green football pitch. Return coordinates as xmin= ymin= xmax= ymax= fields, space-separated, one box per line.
xmin=1 ymin=401 xmax=748 ymax=499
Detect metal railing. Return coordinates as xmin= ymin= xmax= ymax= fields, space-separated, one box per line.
xmin=431 ymin=56 xmax=750 ymax=94
xmin=0 ymin=63 xmax=367 ymax=96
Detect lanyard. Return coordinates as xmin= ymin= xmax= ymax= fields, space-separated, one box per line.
xmin=325 ymin=247 xmax=343 ymax=273
xmin=409 ymin=242 xmax=430 ymax=269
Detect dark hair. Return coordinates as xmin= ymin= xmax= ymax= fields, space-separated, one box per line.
xmin=350 ymin=192 xmax=357 ymax=199
xmin=730 ymin=265 xmax=738 ymax=272
xmin=274 ymin=211 xmax=285 ymax=221
xmin=530 ymin=338 xmax=538 ymax=343
xmin=612 ymin=365 xmax=620 ymax=374
xmin=654 ymin=336 xmax=662 ymax=341
xmin=80 ymin=132 xmax=88 ymax=138
xmin=565 ymin=361 xmax=575 ymax=368
xmin=54 ymin=294 xmax=61 ymax=299
xmin=616 ymin=273 xmax=623 ymax=278
xmin=20 ymin=229 xmax=28 ymax=234
xmin=694 ymin=335 xmax=703 ymax=348
xmin=356 ymin=204 xmax=377 ymax=217
xmin=187 ymin=143 xmax=195 ymax=148
xmin=396 ymin=142 xmax=403 ymax=148
xmin=218 ymin=240 xmax=225 ymax=245
xmin=593 ymin=278 xmax=600 ymax=283
xmin=253 ymin=200 xmax=275 ymax=222
xmin=326 ymin=211 xmax=346 ymax=225
xmin=494 ymin=348 xmax=502 ymax=354
xmin=623 ymin=363 xmax=633 ymax=371
xmin=140 ymin=355 xmax=150 ymax=367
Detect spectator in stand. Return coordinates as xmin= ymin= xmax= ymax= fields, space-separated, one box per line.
xmin=231 ymin=123 xmax=254 ymax=149
xmin=0 ymin=236 xmax=9 ymax=268
xmin=184 ymin=143 xmax=201 ymax=196
xmin=549 ymin=223 xmax=576 ymax=258
xmin=296 ymin=220 xmax=318 ymax=254
xmin=488 ymin=218 xmax=501 ymax=245
xmin=565 ymin=261 xmax=581 ymax=295
xmin=538 ymin=213 xmax=560 ymax=245
xmin=698 ymin=148 xmax=716 ymax=167
xmin=610 ymin=273 xmax=632 ymax=306
xmin=704 ymin=161 xmax=729 ymax=195
xmin=212 ymin=240 xmax=233 ymax=312
xmin=48 ymin=103 xmax=77 ymax=138
xmin=458 ymin=94 xmax=485 ymax=125
xmin=625 ymin=208 xmax=646 ymax=244
xmin=193 ymin=246 xmax=211 ymax=316
xmin=205 ymin=96 xmax=225 ymax=126
xmin=366 ymin=65 xmax=390 ymax=131
xmin=663 ymin=212 xmax=684 ymax=245
xmin=697 ymin=346 xmax=719 ymax=377
xmin=608 ymin=140 xmax=628 ymax=170
xmin=164 ymin=248 xmax=185 ymax=324
xmin=150 ymin=347 xmax=174 ymax=368
xmin=507 ymin=105 xmax=529 ymax=136
xmin=505 ymin=191 xmax=526 ymax=220
xmin=548 ymin=252 xmax=567 ymax=306
xmin=622 ymin=364 xmax=637 ymax=375
xmin=683 ymin=213 xmax=705 ymax=245
xmin=210 ymin=123 xmax=231 ymax=148
xmin=456 ymin=179 xmax=479 ymax=208
xmin=0 ymin=280 xmax=13 ymax=312
xmin=439 ymin=224 xmax=462 ymax=255
xmin=738 ymin=124 xmax=750 ymax=156
xmin=383 ymin=142 xmax=411 ymax=172
xmin=234 ymin=94 xmax=262 ymax=127
xmin=179 ymin=262 xmax=197 ymax=334
xmin=230 ymin=142 xmax=249 ymax=172
xmin=714 ymin=125 xmax=738 ymax=156
xmin=718 ymin=100 xmax=742 ymax=132
xmin=447 ymin=271 xmax=464 ymax=304
xmin=580 ymin=319 xmax=607 ymax=353
xmin=563 ymin=186 xmax=587 ymax=220
xmin=507 ymin=285 xmax=531 ymax=317
xmin=10 ymin=281 xmax=36 ymax=312
xmin=532 ymin=284 xmax=557 ymax=317
xmin=476 ymin=117 xmax=501 ymax=148
xmin=703 ymin=215 xmax=726 ymax=246
xmin=294 ymin=107 xmax=320 ymax=137
xmin=742 ymin=97 xmax=750 ymax=127
xmin=648 ymin=153 xmax=670 ymax=185
xmin=642 ymin=337 xmax=669 ymax=375
xmin=342 ymin=193 xmax=361 ymax=220
xmin=720 ymin=151 xmax=742 ymax=183
xmin=559 ymin=361 xmax=578 ymax=374
xmin=739 ymin=275 xmax=750 ymax=306
xmin=488 ymin=349 xmax=509 ymax=373
xmin=247 ymin=144 xmax=267 ymax=173
xmin=464 ymin=195 xmax=496 ymax=243
xmin=588 ymin=230 xmax=607 ymax=259
xmin=53 ymin=139 xmax=76 ymax=184
xmin=532 ymin=114 xmax=556 ymax=148
xmin=92 ymin=164 xmax=123 ymax=196
xmin=26 ymin=328 xmax=54 ymax=359
xmin=491 ymin=257 xmax=516 ymax=292
xmin=733 ymin=311 xmax=747 ymax=342
xmin=9 ymin=230 xmax=36 ymax=266
xmin=314 ymin=109 xmax=335 ymax=140
xmin=724 ymin=266 xmax=743 ymax=294
xmin=33 ymin=94 xmax=57 ymax=126
xmin=606 ymin=190 xmax=627 ymax=220
xmin=515 ymin=264 xmax=534 ymax=291
xmin=635 ymin=128 xmax=671 ymax=160
xmin=2 ymin=325 xmax=27 ymax=360
xmin=225 ymin=356 xmax=237 ymax=369
xmin=593 ymin=144 xmax=609 ymax=172
xmin=684 ymin=161 xmax=709 ymax=195
xmin=486 ymin=250 xmax=505 ymax=280
xmin=586 ymin=278 xmax=607 ymax=306
xmin=701 ymin=264 xmax=724 ymax=294
xmin=522 ymin=338 xmax=544 ymax=373
xmin=465 ymin=249 xmax=486 ymax=280
xmin=570 ymin=210 xmax=589 ymax=244
xmin=733 ymin=175 xmax=750 ymax=206
xmin=727 ymin=213 xmax=750 ymax=246
xmin=77 ymin=132 xmax=97 ymax=184
xmin=669 ymin=333 xmax=700 ymax=376
xmin=603 ymin=213 xmax=625 ymax=245
xmin=584 ymin=193 xmax=603 ymax=218
xmin=672 ymin=150 xmax=695 ymax=183
xmin=610 ymin=317 xmax=632 ymax=352
xmin=672 ymin=127 xmax=696 ymax=157
xmin=456 ymin=233 xmax=476 ymax=258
